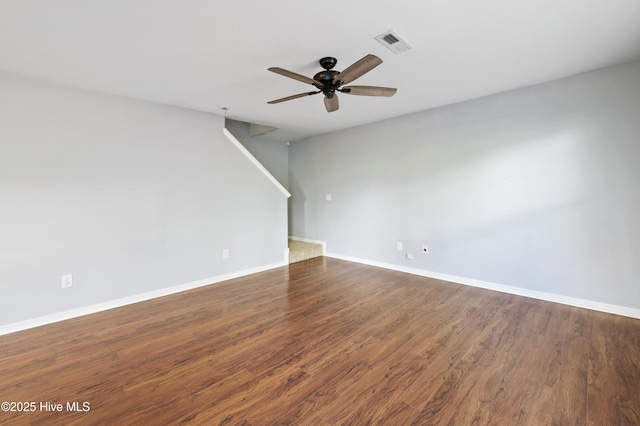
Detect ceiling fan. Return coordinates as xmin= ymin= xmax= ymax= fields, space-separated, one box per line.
xmin=267 ymin=54 xmax=397 ymax=113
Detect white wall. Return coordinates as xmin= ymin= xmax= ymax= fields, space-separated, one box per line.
xmin=0 ymin=71 xmax=288 ymax=326
xmin=289 ymin=60 xmax=640 ymax=311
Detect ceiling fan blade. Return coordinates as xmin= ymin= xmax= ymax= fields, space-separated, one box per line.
xmin=342 ymin=85 xmax=397 ymax=97
xmin=333 ymin=54 xmax=383 ymax=85
xmin=267 ymin=91 xmax=320 ymax=104
xmin=324 ymin=95 xmax=339 ymax=113
xmin=268 ymin=67 xmax=320 ymax=86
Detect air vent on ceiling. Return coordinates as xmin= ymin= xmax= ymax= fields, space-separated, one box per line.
xmin=375 ymin=30 xmax=413 ymax=54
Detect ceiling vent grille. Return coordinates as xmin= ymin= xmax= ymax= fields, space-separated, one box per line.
xmin=375 ymin=30 xmax=413 ymax=54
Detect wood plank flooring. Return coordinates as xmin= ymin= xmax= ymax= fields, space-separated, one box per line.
xmin=1 ymin=257 xmax=639 ymax=425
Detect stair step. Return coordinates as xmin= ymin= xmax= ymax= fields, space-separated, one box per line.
xmin=288 ymin=239 xmax=323 ymax=264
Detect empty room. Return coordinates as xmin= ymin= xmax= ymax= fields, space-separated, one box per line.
xmin=1 ymin=1 xmax=640 ymax=425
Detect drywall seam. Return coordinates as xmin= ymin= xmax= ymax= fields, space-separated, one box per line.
xmin=223 ymin=127 xmax=291 ymax=198
xmin=325 ymin=252 xmax=640 ymax=319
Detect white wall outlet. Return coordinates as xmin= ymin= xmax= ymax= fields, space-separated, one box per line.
xmin=61 ymin=274 xmax=73 ymax=288
xmin=422 ymin=244 xmax=429 ymax=254
xmin=396 ymin=241 xmax=403 ymax=251
xmin=325 ymin=194 xmax=332 ymax=201
xmin=406 ymin=253 xmax=414 ymax=260
xmin=222 ymin=248 xmax=230 ymax=259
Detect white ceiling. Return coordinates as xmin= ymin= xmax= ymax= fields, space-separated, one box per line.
xmin=1 ymin=1 xmax=639 ymax=141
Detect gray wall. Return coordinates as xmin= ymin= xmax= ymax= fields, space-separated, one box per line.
xmin=289 ymin=60 xmax=640 ymax=310
xmin=224 ymin=119 xmax=289 ymax=189
xmin=0 ymin=71 xmax=288 ymax=326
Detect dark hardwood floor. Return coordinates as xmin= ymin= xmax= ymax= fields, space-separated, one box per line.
xmin=1 ymin=257 xmax=639 ymax=425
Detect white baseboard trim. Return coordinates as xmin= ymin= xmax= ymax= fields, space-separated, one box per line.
xmin=288 ymin=236 xmax=326 ymax=255
xmin=325 ymin=252 xmax=640 ymax=320
xmin=0 ymin=260 xmax=287 ymax=337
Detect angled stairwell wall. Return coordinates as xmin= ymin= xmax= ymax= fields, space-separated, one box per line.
xmin=224 ymin=119 xmax=293 ymax=263
xmin=223 ymin=120 xmax=324 ymax=264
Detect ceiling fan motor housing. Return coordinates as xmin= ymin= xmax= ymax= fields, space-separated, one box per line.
xmin=314 ymin=70 xmax=340 ymax=97
xmin=314 ymin=57 xmax=342 ymax=98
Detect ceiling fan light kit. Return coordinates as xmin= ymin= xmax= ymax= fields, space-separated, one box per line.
xmin=268 ymin=54 xmax=397 ymax=112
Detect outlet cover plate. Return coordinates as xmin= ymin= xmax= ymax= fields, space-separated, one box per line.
xmin=61 ymin=274 xmax=73 ymax=288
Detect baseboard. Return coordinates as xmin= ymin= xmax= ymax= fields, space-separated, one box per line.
xmin=325 ymin=252 xmax=640 ymax=320
xmin=6 ymin=252 xmax=636 ymax=337
xmin=288 ymin=236 xmax=326 ymax=255
xmin=0 ymin=260 xmax=288 ymax=336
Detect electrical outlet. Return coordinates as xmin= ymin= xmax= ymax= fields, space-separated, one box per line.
xmin=406 ymin=253 xmax=414 ymax=260
xmin=397 ymin=241 xmax=403 ymax=251
xmin=422 ymin=244 xmax=429 ymax=254
xmin=325 ymin=194 xmax=332 ymax=201
xmin=222 ymin=248 xmax=229 ymax=259
xmin=61 ymin=274 xmax=73 ymax=288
